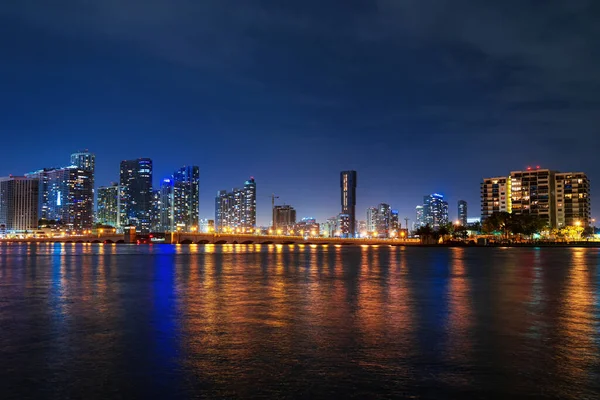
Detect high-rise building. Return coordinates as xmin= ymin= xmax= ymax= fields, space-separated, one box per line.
xmin=357 ymin=220 xmax=367 ymax=236
xmin=97 ymin=183 xmax=119 ymax=227
xmin=481 ymin=177 xmax=511 ymax=221
xmin=422 ymin=194 xmax=449 ymax=229
xmin=172 ymin=166 xmax=200 ymax=231
xmin=70 ymin=151 xmax=95 ymax=173
xmin=214 ymin=177 xmax=257 ymax=232
xmin=510 ymin=168 xmax=555 ymax=228
xmin=481 ymin=167 xmax=591 ymax=228
xmin=336 ymin=213 xmax=350 ymax=237
xmin=273 ymin=205 xmax=296 ymax=230
xmin=27 ymin=166 xmax=94 ymax=230
xmin=120 ymin=158 xmax=153 ymax=233
xmin=320 ymin=217 xmax=338 ymax=237
xmin=415 ymin=205 xmax=425 ymax=229
xmin=366 ymin=207 xmax=377 ymax=233
xmin=391 ymin=209 xmax=400 ymax=230
xmin=157 ymin=178 xmax=174 ymax=232
xmin=458 ymin=200 xmax=468 ymax=226
xmin=555 ymin=172 xmax=590 ymax=227
xmin=0 ymin=176 xmax=39 ymax=232
xmin=375 ymin=203 xmax=392 ymax=237
xmin=340 ymin=171 xmax=357 ymax=237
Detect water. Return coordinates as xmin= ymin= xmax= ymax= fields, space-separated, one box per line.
xmin=1 ymin=243 xmax=599 ymax=399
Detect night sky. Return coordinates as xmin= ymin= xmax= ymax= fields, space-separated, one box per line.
xmin=2 ymin=1 xmax=599 ymax=225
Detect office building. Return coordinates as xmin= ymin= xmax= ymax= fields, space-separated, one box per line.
xmin=391 ymin=210 xmax=399 ymax=231
xmin=27 ymin=166 xmax=94 ymax=230
xmin=422 ymin=193 xmax=449 ymax=229
xmin=70 ymin=151 xmax=95 ymax=182
xmin=120 ymin=158 xmax=153 ymax=233
xmin=215 ymin=177 xmax=257 ymax=232
xmin=336 ymin=213 xmax=350 ymax=237
xmin=458 ymin=200 xmax=468 ymax=226
xmin=415 ymin=205 xmax=425 ymax=229
xmin=373 ymin=203 xmax=392 ymax=237
xmin=340 ymin=170 xmax=357 ymax=237
xmin=273 ymin=205 xmax=296 ymax=230
xmin=0 ymin=176 xmax=39 ymax=232
xmin=555 ymin=172 xmax=590 ymax=227
xmin=169 ymin=166 xmax=200 ymax=231
xmin=97 ymin=183 xmax=119 ymax=227
xmin=481 ymin=177 xmax=511 ymax=221
xmin=366 ymin=207 xmax=377 ymax=233
xmin=357 ymin=220 xmax=367 ymax=236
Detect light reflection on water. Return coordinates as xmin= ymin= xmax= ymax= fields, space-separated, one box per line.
xmin=0 ymin=244 xmax=599 ymax=399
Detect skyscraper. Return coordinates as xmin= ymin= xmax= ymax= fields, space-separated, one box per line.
xmin=366 ymin=207 xmax=377 ymax=233
xmin=158 ymin=178 xmax=174 ymax=232
xmin=415 ymin=205 xmax=425 ymax=229
xmin=481 ymin=177 xmax=511 ymax=221
xmin=340 ymin=170 xmax=357 ymax=237
xmin=214 ymin=177 xmax=257 ymax=232
xmin=97 ymin=183 xmax=119 ymax=227
xmin=555 ymin=172 xmax=590 ymax=227
xmin=120 ymin=158 xmax=153 ymax=233
xmin=0 ymin=176 xmax=39 ymax=232
xmin=458 ymin=200 xmax=468 ymax=226
xmin=423 ymin=194 xmax=449 ymax=229
xmin=273 ymin=205 xmax=296 ymax=230
xmin=27 ymin=166 xmax=94 ymax=230
xmin=172 ymin=166 xmax=200 ymax=231
xmin=375 ymin=203 xmax=391 ymax=237
xmin=70 ymin=151 xmax=95 ymax=181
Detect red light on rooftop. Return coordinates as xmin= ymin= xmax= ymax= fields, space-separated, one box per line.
xmin=536 ymin=165 xmax=540 ymax=169
xmin=527 ymin=166 xmax=532 ymax=171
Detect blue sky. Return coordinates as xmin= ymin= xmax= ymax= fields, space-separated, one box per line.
xmin=1 ymin=0 xmax=599 ymax=225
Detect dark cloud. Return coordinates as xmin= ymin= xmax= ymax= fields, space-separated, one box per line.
xmin=2 ymin=0 xmax=599 ymax=222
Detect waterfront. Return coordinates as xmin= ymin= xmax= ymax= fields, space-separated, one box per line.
xmin=1 ymin=244 xmax=599 ymax=399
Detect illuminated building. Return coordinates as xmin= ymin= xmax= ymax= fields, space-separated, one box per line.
xmin=336 ymin=213 xmax=350 ymax=236
xmin=366 ymin=207 xmax=377 ymax=232
xmin=423 ymin=194 xmax=449 ymax=229
xmin=481 ymin=177 xmax=511 ymax=221
xmin=555 ymin=172 xmax=590 ymax=227
xmin=510 ymin=168 xmax=555 ymax=227
xmin=27 ymin=166 xmax=94 ymax=230
xmin=482 ymin=167 xmax=591 ymax=228
xmin=340 ymin=170 xmax=357 ymax=237
xmin=156 ymin=178 xmax=173 ymax=232
xmin=215 ymin=177 xmax=257 ymax=232
xmin=320 ymin=217 xmax=338 ymax=237
xmin=458 ymin=200 xmax=468 ymax=226
xmin=119 ymin=158 xmax=153 ymax=233
xmin=390 ymin=209 xmax=399 ymax=231
xmin=199 ymin=218 xmax=214 ymax=233
xmin=273 ymin=205 xmax=296 ymax=231
xmin=0 ymin=176 xmax=39 ymax=232
xmin=70 ymin=151 xmax=95 ymax=180
xmin=415 ymin=205 xmax=425 ymax=229
xmin=97 ymin=183 xmax=119 ymax=227
xmin=357 ymin=220 xmax=367 ymax=236
xmin=171 ymin=166 xmax=200 ymax=231
xmin=295 ymin=217 xmax=319 ymax=236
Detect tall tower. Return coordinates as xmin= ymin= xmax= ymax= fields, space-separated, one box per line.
xmin=173 ymin=166 xmax=200 ymax=231
xmin=458 ymin=200 xmax=468 ymax=226
xmin=340 ymin=170 xmax=357 ymax=237
xmin=119 ymin=158 xmax=153 ymax=233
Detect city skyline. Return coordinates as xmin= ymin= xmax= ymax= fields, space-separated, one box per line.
xmin=1 ymin=150 xmax=596 ymax=228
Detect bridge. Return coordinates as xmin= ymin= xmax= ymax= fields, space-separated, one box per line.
xmin=1 ymin=232 xmax=420 ymax=246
